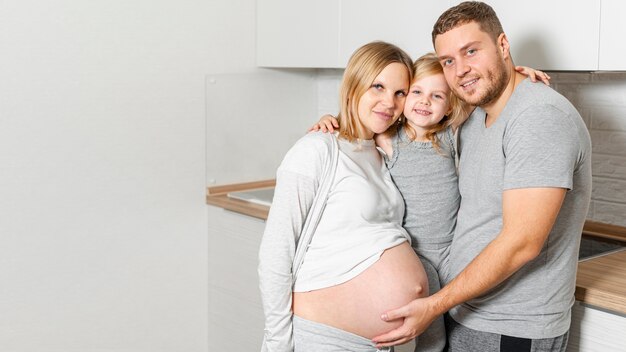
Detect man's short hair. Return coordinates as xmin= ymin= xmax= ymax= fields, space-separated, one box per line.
xmin=432 ymin=1 xmax=504 ymax=45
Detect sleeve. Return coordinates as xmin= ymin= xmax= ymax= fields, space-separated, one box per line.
xmin=503 ymin=105 xmax=579 ymax=191
xmin=257 ymin=134 xmax=328 ymax=352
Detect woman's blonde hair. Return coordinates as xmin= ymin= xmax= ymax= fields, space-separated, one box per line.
xmin=337 ymin=41 xmax=413 ymax=142
xmin=402 ymin=52 xmax=470 ymax=152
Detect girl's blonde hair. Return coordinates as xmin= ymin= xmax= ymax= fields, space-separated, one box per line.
xmin=338 ymin=41 xmax=413 ymax=142
xmin=403 ymin=52 xmax=470 ymax=152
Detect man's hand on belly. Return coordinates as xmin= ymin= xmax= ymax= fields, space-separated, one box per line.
xmin=371 ymin=296 xmax=439 ymax=348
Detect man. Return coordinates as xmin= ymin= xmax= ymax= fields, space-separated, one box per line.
xmin=373 ymin=2 xmax=592 ymax=351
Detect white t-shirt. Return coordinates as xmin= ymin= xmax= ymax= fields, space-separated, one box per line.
xmin=258 ymin=131 xmax=409 ymax=351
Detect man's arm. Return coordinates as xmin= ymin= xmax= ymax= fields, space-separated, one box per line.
xmin=372 ymin=187 xmax=566 ymax=347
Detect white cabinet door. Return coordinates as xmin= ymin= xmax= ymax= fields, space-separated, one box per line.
xmin=257 ymin=1 xmax=605 ymax=70
xmin=599 ymin=0 xmax=626 ymax=70
xmin=208 ymin=206 xmax=266 ymax=350
xmin=448 ymin=0 xmax=600 ymax=71
xmin=256 ymin=0 xmax=341 ymax=67
xmin=567 ymin=302 xmax=626 ymax=351
xmin=339 ymin=0 xmax=452 ymax=65
xmin=257 ymin=0 xmax=451 ymax=68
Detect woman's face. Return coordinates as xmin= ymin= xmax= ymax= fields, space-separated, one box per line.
xmin=355 ymin=62 xmax=409 ymax=139
xmin=403 ymin=72 xmax=452 ymax=136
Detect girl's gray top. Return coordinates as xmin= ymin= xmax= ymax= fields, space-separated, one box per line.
xmin=385 ymin=125 xmax=460 ymax=248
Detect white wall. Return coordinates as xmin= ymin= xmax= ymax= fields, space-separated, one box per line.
xmin=0 ymin=0 xmax=257 ymax=351
xmin=205 ymin=70 xmax=319 ymax=185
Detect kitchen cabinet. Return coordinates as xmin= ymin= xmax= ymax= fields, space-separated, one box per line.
xmin=567 ymin=302 xmax=626 ymax=352
xmin=208 ymin=205 xmax=265 ymax=351
xmin=256 ymin=0 xmax=341 ymax=67
xmin=338 ymin=0 xmax=451 ymax=65
xmin=448 ymin=0 xmax=600 ymax=71
xmin=256 ymin=0 xmax=451 ymax=68
xmin=258 ymin=1 xmax=612 ymax=71
xmin=599 ymin=0 xmax=626 ymax=70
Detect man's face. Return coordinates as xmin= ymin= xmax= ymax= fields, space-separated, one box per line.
xmin=434 ymin=21 xmax=509 ymax=107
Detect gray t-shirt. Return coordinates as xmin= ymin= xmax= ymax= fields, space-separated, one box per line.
xmin=448 ymin=79 xmax=592 ymax=339
xmin=386 ymin=125 xmax=460 ymax=249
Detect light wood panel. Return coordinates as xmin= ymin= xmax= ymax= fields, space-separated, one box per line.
xmin=206 ymin=180 xmax=274 ymax=220
xmin=583 ymin=220 xmax=626 ymax=242
xmin=207 ymin=179 xmax=275 ymax=195
xmin=575 ymin=250 xmax=626 ymax=314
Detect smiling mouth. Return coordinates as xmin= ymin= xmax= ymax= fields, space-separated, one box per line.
xmin=375 ymin=111 xmax=393 ymax=120
xmin=413 ymin=109 xmax=432 ymax=116
xmin=460 ymin=78 xmax=478 ymax=88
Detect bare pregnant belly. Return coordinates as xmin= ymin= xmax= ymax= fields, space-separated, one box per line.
xmin=292 ymin=241 xmax=428 ymax=339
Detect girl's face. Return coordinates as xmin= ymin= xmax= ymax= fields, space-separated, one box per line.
xmin=403 ymin=73 xmax=452 ymax=137
xmin=355 ymin=62 xmax=409 ymax=139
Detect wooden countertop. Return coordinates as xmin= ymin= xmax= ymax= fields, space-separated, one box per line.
xmin=206 ymin=179 xmax=275 ymax=220
xmin=576 ymin=249 xmax=626 ymax=314
xmin=207 ymin=182 xmax=626 ymax=315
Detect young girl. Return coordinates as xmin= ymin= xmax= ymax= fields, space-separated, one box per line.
xmin=376 ymin=53 xmax=467 ymax=352
xmin=259 ymin=41 xmax=430 ymax=352
xmin=311 ymin=53 xmax=549 ymax=351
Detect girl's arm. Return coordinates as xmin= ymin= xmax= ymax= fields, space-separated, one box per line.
xmin=308 ymin=114 xmax=339 ymax=133
xmin=307 ymin=115 xmax=395 ymax=157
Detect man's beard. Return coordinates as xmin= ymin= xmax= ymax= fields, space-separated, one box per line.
xmin=455 ymin=59 xmax=509 ymax=107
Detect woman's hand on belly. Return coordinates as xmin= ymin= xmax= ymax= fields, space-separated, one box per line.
xmin=371 ymin=296 xmax=438 ymax=348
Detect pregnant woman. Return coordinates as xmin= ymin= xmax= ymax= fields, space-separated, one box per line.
xmin=258 ymin=41 xmax=429 ymax=352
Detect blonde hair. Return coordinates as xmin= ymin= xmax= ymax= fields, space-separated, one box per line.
xmin=337 ymin=41 xmax=413 ymax=142
xmin=402 ymin=53 xmax=470 ymax=152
